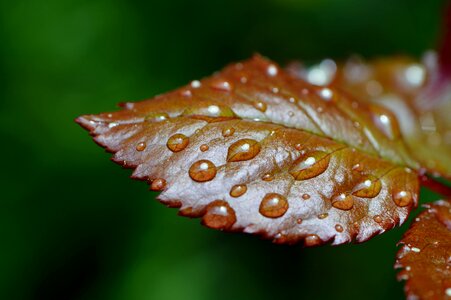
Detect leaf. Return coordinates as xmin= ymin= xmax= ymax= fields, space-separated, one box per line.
xmin=76 ymin=55 xmax=419 ymax=246
xmin=395 ymin=200 xmax=451 ymax=299
xmin=330 ymin=54 xmax=451 ymax=178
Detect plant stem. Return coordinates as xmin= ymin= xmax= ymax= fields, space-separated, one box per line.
xmin=419 ymin=174 xmax=451 ymax=198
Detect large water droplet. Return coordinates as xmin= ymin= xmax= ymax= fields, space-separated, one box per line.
xmin=222 ymin=127 xmax=235 ymax=137
xmin=331 ymin=193 xmax=354 ymax=210
xmin=202 ymin=200 xmax=236 ymax=230
xmin=289 ymin=151 xmax=330 ymax=180
xmin=253 ymin=101 xmax=267 ymax=112
xmin=304 ymin=234 xmax=321 ymax=247
xmin=150 ymin=178 xmax=166 ymax=191
xmin=259 ymin=193 xmax=288 ymax=218
xmin=230 ymin=184 xmax=247 ymax=197
xmin=189 ymin=160 xmax=217 ymax=182
xmin=227 ymin=139 xmax=261 ymax=162
xmin=352 ymin=175 xmax=381 ymax=198
xmin=136 ymin=142 xmax=146 ymax=151
xmin=145 ymin=112 xmax=169 ymax=122
xmin=167 ymin=133 xmax=189 ymax=152
xmin=393 ymin=190 xmax=413 ymax=207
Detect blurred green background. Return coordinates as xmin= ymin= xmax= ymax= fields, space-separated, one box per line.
xmin=0 ymin=0 xmax=448 ymax=299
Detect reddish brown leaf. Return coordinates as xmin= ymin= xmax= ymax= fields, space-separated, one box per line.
xmin=76 ymin=55 xmax=419 ymax=246
xmin=395 ymin=200 xmax=451 ymax=299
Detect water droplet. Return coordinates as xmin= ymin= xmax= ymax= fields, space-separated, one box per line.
xmin=189 ymin=160 xmax=217 ymax=182
xmin=370 ymin=106 xmax=400 ymax=140
xmin=253 ymin=101 xmax=267 ymax=112
xmin=145 ymin=112 xmax=169 ymax=122
xmin=222 ymin=127 xmax=235 ymax=137
xmin=202 ymin=200 xmax=236 ymax=230
xmin=180 ymin=89 xmax=192 ymax=97
xmin=230 ymin=184 xmax=247 ymax=197
xmin=262 ymin=173 xmax=274 ymax=181
xmin=304 ymin=234 xmax=321 ymax=247
xmin=289 ymin=151 xmax=330 ymax=180
xmin=393 ymin=190 xmax=413 ymax=207
xmin=108 ymin=122 xmax=118 ymax=128
xmin=167 ymin=133 xmax=189 ymax=152
xmin=200 ymin=144 xmax=209 ymax=152
xmin=136 ymin=142 xmax=146 ymax=151
xmin=227 ymin=139 xmax=261 ymax=162
xmin=259 ymin=193 xmax=288 ymax=218
xmin=240 ymin=76 xmax=248 ymax=83
xmin=191 ymin=80 xmax=201 ymax=88
xmin=352 ymin=175 xmax=381 ymax=198
xmin=331 ymin=193 xmax=354 ymax=210
xmin=373 ymin=215 xmax=383 ymax=223
xmin=288 ymin=111 xmax=294 ymax=117
xmin=295 ymin=143 xmax=303 ymax=151
xmin=404 ymin=64 xmax=425 ymax=87
xmin=318 ymin=213 xmax=328 ymax=219
xmin=296 ymin=218 xmax=303 ymax=224
xmin=335 ymin=224 xmax=344 ymax=232
xmin=183 ymin=104 xmax=236 ymax=122
xmin=318 ymin=88 xmax=333 ymax=101
xmin=150 ymin=178 xmax=166 ymax=191
xmin=352 ymin=163 xmax=363 ymax=172
xmin=289 ymin=97 xmax=296 ymax=103
xmin=267 ymin=64 xmax=278 ymax=76
xmin=210 ymin=80 xmax=232 ymax=92
xmin=302 ymin=193 xmax=310 ymax=200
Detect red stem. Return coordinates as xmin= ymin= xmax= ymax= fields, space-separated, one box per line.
xmin=419 ymin=175 xmax=451 ymax=198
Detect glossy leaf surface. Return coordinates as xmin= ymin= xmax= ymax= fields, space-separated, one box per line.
xmin=395 ymin=200 xmax=451 ymax=299
xmin=77 ymin=55 xmax=419 ymax=245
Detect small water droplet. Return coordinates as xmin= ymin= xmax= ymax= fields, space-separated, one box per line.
xmin=316 ymin=107 xmax=324 ymax=113
xmin=200 ymin=144 xmax=209 ymax=152
xmin=373 ymin=215 xmax=383 ymax=223
xmin=331 ymin=193 xmax=354 ymax=210
xmin=302 ymin=193 xmax=310 ymax=200
xmin=352 ymin=175 xmax=382 ymax=198
xmin=262 ymin=173 xmax=274 ymax=181
xmin=136 ymin=142 xmax=146 ymax=151
xmin=304 ymin=234 xmax=321 ymax=247
xmin=227 ymin=139 xmax=261 ymax=162
xmin=108 ymin=122 xmax=118 ymax=128
xmin=289 ymin=151 xmax=330 ymax=180
xmin=210 ymin=80 xmax=233 ymax=92
xmin=183 ymin=104 xmax=236 ymax=122
xmin=222 ymin=127 xmax=235 ymax=137
xmin=230 ymin=184 xmax=247 ymax=197
xmin=296 ymin=218 xmax=303 ymax=224
xmin=370 ymin=106 xmax=401 ymax=140
xmin=289 ymin=97 xmax=296 ymax=103
xmin=240 ymin=76 xmax=248 ymax=83
xmin=189 ymin=160 xmax=217 ymax=182
xmin=352 ymin=163 xmax=363 ymax=172
xmin=318 ymin=88 xmax=334 ymax=101
xmin=191 ymin=80 xmax=201 ymax=88
xmin=180 ymin=89 xmax=192 ymax=97
xmin=259 ymin=193 xmax=288 ymax=218
xmin=404 ymin=64 xmax=425 ymax=87
xmin=150 ymin=178 xmax=166 ymax=191
xmin=318 ymin=213 xmax=328 ymax=219
xmin=202 ymin=200 xmax=236 ymax=230
xmin=302 ymin=88 xmax=309 ymax=95
xmin=167 ymin=133 xmax=189 ymax=152
xmin=267 ymin=64 xmax=278 ymax=76
xmin=253 ymin=101 xmax=267 ymax=112
xmin=145 ymin=112 xmax=169 ymax=122
xmin=295 ymin=143 xmax=303 ymax=151
xmin=335 ymin=224 xmax=344 ymax=232
xmin=288 ymin=111 xmax=294 ymax=117
xmin=393 ymin=190 xmax=413 ymax=207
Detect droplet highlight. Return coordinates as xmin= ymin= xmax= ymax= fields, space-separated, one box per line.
xmin=331 ymin=193 xmax=354 ymax=210
xmin=202 ymin=200 xmax=236 ymax=230
xmin=289 ymin=151 xmax=330 ymax=180
xmin=393 ymin=190 xmax=413 ymax=207
xmin=150 ymin=178 xmax=166 ymax=191
xmin=352 ymin=175 xmax=382 ymax=198
xmin=136 ymin=142 xmax=146 ymax=151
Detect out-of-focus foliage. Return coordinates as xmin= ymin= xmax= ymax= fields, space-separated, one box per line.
xmin=0 ymin=0 xmax=447 ymax=299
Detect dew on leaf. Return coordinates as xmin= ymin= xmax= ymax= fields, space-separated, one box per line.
xmin=259 ymin=193 xmax=288 ymax=218
xmin=167 ymin=133 xmax=189 ymax=152
xmin=227 ymin=139 xmax=261 ymax=162
xmin=189 ymin=160 xmax=217 ymax=182
xmin=202 ymin=200 xmax=236 ymax=230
